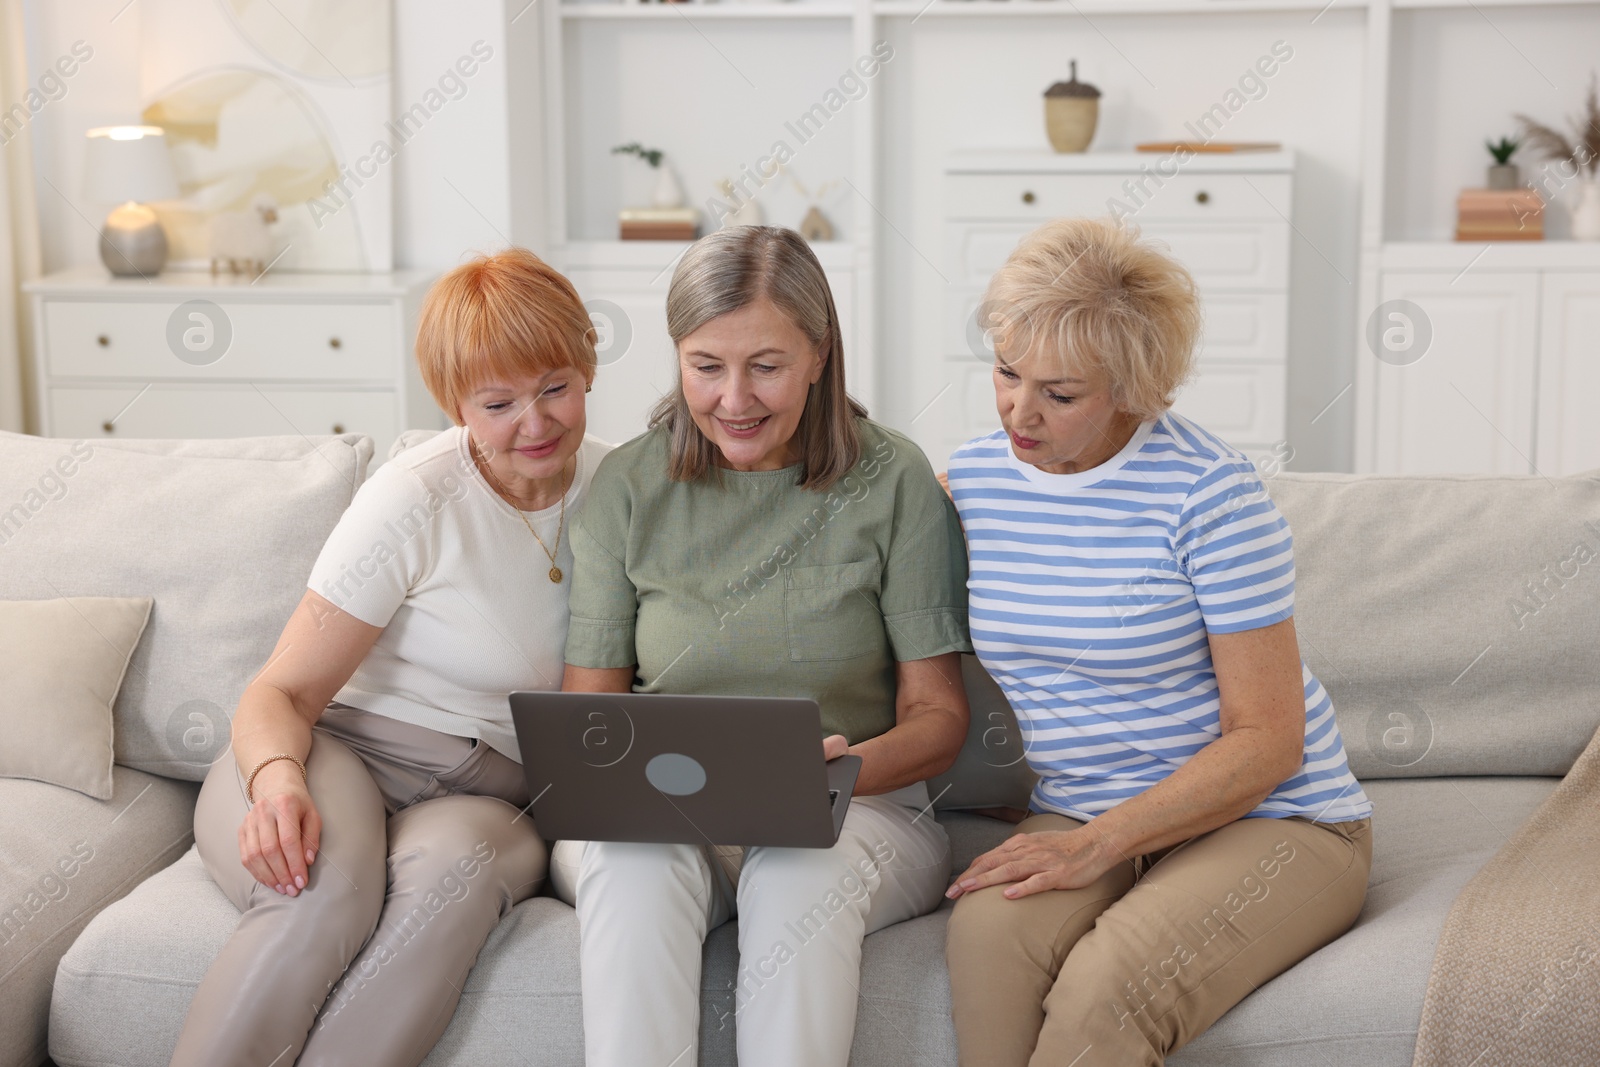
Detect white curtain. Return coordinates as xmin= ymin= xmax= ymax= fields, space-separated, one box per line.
xmin=0 ymin=0 xmax=41 ymax=434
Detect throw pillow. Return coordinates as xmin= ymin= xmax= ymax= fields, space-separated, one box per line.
xmin=0 ymin=596 xmax=153 ymax=799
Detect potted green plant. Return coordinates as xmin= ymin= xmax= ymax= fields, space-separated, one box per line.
xmin=1486 ymin=136 xmax=1521 ymax=190
xmin=612 ymin=142 xmax=684 ymax=209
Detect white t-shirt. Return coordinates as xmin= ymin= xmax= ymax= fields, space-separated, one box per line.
xmin=307 ymin=427 xmax=613 ymax=761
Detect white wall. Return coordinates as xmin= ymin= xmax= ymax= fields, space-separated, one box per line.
xmin=23 ymin=0 xmax=141 ymax=277
xmin=23 ymin=0 xmax=518 ymax=275
xmin=392 ymin=0 xmax=515 ymax=268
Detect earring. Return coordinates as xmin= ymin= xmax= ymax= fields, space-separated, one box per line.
xmin=585 ymin=384 xmax=593 ymax=393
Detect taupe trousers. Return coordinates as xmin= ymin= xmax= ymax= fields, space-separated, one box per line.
xmin=172 ymin=704 xmax=546 ymax=1067
xmin=945 ymin=812 xmax=1372 ymax=1067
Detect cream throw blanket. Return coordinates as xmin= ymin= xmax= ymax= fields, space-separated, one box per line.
xmin=1412 ymin=724 xmax=1600 ymax=1065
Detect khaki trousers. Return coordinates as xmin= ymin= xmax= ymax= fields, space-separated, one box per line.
xmin=171 ymin=704 xmax=546 ymax=1067
xmin=945 ymin=812 xmax=1372 ymax=1067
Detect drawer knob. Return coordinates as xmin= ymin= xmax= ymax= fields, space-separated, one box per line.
xmin=96 ymin=335 xmax=110 ymax=347
xmin=1021 ymin=190 xmax=1036 ymax=205
xmin=329 ymin=337 xmax=342 ymax=349
xmin=1195 ymin=190 xmax=1210 ymax=204
xmin=101 ymin=420 xmax=115 ymax=434
xmin=331 ymin=423 xmax=346 ymax=434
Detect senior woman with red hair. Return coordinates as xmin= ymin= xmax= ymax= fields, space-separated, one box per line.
xmin=171 ymin=248 xmax=611 ymax=1066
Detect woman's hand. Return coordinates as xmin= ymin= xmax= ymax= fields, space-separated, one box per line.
xmin=238 ymin=760 xmax=322 ymax=896
xmin=946 ymin=827 xmax=1121 ymax=901
xmin=229 ymin=590 xmax=382 ymax=897
xmin=822 ymin=734 xmax=850 ymax=761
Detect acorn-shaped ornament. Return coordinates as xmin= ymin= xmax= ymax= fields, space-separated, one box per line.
xmin=1044 ymin=60 xmax=1101 ymax=153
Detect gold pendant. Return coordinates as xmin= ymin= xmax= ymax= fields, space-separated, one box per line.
xmin=549 ymin=566 xmax=563 ymax=584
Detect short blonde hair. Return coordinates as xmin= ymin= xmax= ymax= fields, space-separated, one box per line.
xmin=652 ymin=226 xmax=866 ymax=490
xmin=416 ymin=247 xmax=597 ymax=424
xmin=981 ymin=217 xmax=1201 ymax=419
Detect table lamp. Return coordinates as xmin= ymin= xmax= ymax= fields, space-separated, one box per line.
xmin=84 ymin=125 xmax=180 ymax=277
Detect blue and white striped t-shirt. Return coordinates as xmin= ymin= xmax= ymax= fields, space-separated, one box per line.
xmin=948 ymin=413 xmax=1371 ymax=823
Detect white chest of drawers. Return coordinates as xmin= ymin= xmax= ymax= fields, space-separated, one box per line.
xmin=937 ymin=150 xmax=1295 ymax=467
xmin=25 ymin=268 xmax=443 ymax=457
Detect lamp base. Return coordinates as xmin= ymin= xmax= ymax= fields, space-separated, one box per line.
xmin=100 ymin=202 xmax=169 ymax=277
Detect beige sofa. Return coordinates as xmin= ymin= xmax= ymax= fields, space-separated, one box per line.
xmin=2 ymin=428 xmax=1596 ymax=1066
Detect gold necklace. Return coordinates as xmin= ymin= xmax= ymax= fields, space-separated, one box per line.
xmin=477 ymin=446 xmax=571 ymax=584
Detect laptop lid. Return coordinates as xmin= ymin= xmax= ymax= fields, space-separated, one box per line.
xmin=510 ymin=692 xmax=861 ymax=849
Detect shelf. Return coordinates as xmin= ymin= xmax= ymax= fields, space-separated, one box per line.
xmin=559 ymin=0 xmax=1596 ymax=15
xmin=1379 ymin=241 xmax=1600 ymax=271
xmin=565 ymin=239 xmax=856 ymax=270
xmin=559 ymin=2 xmax=854 ymax=17
xmin=874 ymin=0 xmax=1366 ymax=16
xmin=1392 ymin=0 xmax=1597 ymax=8
xmin=946 ymin=148 xmax=1296 ymax=174
xmin=873 ymin=0 xmax=1596 ymax=14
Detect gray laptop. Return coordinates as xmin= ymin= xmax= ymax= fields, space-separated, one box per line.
xmin=508 ymin=692 xmax=863 ymax=849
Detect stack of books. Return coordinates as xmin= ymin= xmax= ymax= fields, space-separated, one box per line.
xmin=619 ymin=208 xmax=698 ymax=241
xmin=1455 ymin=189 xmax=1544 ymax=241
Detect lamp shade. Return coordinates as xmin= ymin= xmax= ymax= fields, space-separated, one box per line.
xmin=83 ymin=126 xmax=179 ymax=204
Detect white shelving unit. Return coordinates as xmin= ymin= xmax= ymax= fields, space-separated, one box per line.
xmin=538 ymin=0 xmax=1600 ymax=466
xmin=1353 ymin=0 xmax=1600 ymax=475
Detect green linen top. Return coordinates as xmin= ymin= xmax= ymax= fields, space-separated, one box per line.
xmin=564 ymin=417 xmax=972 ymax=743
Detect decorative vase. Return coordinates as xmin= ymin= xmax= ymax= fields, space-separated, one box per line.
xmin=652 ymin=165 xmax=685 ymax=209
xmin=1043 ymin=60 xmax=1100 ymax=154
xmin=1486 ymin=163 xmax=1519 ymax=191
xmin=1573 ymin=178 xmax=1600 ymax=242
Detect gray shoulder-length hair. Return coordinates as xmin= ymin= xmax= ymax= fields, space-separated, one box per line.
xmin=649 ymin=225 xmax=867 ymax=491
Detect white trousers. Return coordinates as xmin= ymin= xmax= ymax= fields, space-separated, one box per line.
xmin=549 ymin=787 xmax=951 ymax=1067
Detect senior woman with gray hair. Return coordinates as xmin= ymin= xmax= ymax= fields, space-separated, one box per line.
xmin=942 ymin=217 xmax=1373 ymax=1066
xmin=549 ymin=226 xmax=972 ymax=1067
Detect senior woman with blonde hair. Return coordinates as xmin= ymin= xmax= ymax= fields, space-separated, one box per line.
xmin=942 ymin=217 xmax=1372 ymax=1067
xmin=550 ymin=225 xmax=972 ymax=1067
xmin=171 ymin=248 xmax=611 ymax=1066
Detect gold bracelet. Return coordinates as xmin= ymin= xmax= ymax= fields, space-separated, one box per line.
xmin=245 ymin=753 xmax=307 ymax=804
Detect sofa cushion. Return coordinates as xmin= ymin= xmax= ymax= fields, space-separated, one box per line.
xmin=50 ymin=778 xmax=1558 ymax=1066
xmin=0 ymin=768 xmax=198 ymax=1067
xmin=928 ymin=656 xmax=1038 ymax=811
xmin=1270 ymin=470 xmax=1600 ymax=779
xmin=1172 ymin=776 xmax=1559 ymax=1065
xmin=0 ymin=433 xmax=372 ymax=780
xmin=0 ymin=596 xmax=152 ymax=800
xmin=388 ymin=428 xmax=444 ymax=460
